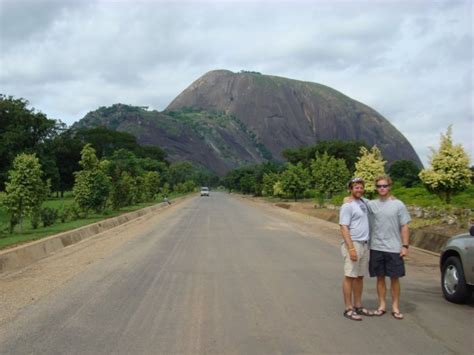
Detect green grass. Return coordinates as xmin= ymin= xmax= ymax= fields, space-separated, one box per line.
xmin=0 ymin=191 xmax=190 ymax=250
xmin=327 ymin=185 xmax=473 ymax=210
xmin=391 ymin=185 xmax=474 ymax=209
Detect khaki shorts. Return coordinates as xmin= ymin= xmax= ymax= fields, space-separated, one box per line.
xmin=341 ymin=241 xmax=369 ymax=278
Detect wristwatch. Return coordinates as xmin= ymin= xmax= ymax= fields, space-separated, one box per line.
xmin=402 ymin=244 xmax=409 ymax=249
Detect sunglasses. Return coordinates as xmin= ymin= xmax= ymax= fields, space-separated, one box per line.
xmin=376 ymin=184 xmax=390 ymax=189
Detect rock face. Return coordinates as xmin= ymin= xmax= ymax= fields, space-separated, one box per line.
xmin=167 ymin=70 xmax=422 ymax=166
xmin=74 ymin=70 xmax=422 ymax=175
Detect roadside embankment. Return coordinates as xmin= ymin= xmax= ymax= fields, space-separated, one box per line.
xmin=0 ymin=197 xmax=188 ymax=274
xmin=248 ymin=198 xmax=467 ymax=254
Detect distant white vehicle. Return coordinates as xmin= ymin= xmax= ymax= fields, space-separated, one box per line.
xmin=200 ymin=187 xmax=210 ymax=197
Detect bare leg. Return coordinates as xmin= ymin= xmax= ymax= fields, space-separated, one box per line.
xmin=343 ymin=276 xmax=355 ymax=310
xmin=353 ymin=276 xmax=364 ymax=307
xmin=376 ymin=276 xmax=387 ymax=311
xmin=391 ymin=277 xmax=401 ymax=313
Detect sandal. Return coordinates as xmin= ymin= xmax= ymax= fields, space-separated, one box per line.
xmin=373 ymin=309 xmax=386 ymax=316
xmin=392 ymin=311 xmax=404 ymax=320
xmin=343 ymin=309 xmax=362 ymax=321
xmin=354 ymin=306 xmax=375 ymax=316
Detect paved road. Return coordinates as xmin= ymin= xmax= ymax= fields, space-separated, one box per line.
xmin=0 ymin=192 xmax=472 ymax=354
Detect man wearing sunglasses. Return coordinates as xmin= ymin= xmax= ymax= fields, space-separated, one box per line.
xmin=368 ymin=176 xmax=411 ymax=320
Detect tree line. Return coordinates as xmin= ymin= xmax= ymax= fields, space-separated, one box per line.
xmin=223 ymin=130 xmax=472 ymax=205
xmin=0 ymin=95 xmax=218 ymax=233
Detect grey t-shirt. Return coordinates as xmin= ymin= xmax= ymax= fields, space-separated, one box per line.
xmin=339 ymin=199 xmax=370 ymax=242
xmin=368 ymin=199 xmax=411 ymax=253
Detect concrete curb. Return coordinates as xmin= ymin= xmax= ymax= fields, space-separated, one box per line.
xmin=0 ymin=196 xmax=189 ymax=274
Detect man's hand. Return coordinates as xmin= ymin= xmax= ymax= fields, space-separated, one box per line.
xmin=343 ymin=196 xmax=354 ymax=204
xmin=400 ymin=224 xmax=409 ymax=258
xmin=349 ymin=248 xmax=358 ymax=261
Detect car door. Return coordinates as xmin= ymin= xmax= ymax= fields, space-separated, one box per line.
xmin=462 ymin=236 xmax=474 ymax=285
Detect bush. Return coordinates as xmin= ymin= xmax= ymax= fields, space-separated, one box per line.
xmin=41 ymin=207 xmax=58 ymax=227
xmin=173 ymin=180 xmax=196 ymax=194
xmin=69 ymin=203 xmax=82 ymax=220
xmin=31 ymin=209 xmax=41 ymax=229
xmin=58 ymin=207 xmax=70 ymax=223
xmin=330 ymin=191 xmax=348 ymax=206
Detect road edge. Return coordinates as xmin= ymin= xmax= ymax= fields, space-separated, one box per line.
xmin=233 ymin=193 xmax=441 ymax=257
xmin=0 ymin=195 xmax=191 ymax=274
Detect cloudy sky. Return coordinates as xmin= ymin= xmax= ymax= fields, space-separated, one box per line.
xmin=0 ymin=0 xmax=472 ymax=166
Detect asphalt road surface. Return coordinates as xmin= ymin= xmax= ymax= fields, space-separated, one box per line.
xmin=0 ymin=192 xmax=472 ymax=354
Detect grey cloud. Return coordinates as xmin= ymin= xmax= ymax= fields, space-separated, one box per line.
xmin=0 ymin=0 xmax=84 ymax=47
xmin=0 ymin=0 xmax=472 ymax=166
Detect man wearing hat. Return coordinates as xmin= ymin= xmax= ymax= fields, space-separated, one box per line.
xmin=339 ymin=177 xmax=374 ymax=321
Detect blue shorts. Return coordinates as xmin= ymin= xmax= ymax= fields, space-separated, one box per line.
xmin=369 ymin=249 xmax=405 ymax=278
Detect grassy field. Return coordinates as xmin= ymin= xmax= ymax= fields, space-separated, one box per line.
xmin=0 ymin=192 xmax=190 ymax=250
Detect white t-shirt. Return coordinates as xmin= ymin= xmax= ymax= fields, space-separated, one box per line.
xmin=368 ymin=199 xmax=411 ymax=253
xmin=339 ymin=199 xmax=370 ymax=242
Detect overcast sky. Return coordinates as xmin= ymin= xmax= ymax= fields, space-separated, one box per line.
xmin=0 ymin=0 xmax=472 ymax=166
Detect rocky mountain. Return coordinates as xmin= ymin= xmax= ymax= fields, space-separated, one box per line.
xmin=73 ymin=104 xmax=268 ymax=175
xmin=73 ymin=70 xmax=422 ymax=175
xmin=167 ymin=70 xmax=422 ymax=167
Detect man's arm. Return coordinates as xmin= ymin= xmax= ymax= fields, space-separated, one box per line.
xmin=340 ymin=225 xmax=358 ymax=261
xmin=400 ymin=224 xmax=409 ymax=257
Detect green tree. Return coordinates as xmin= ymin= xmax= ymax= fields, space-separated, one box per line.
xmin=106 ymin=149 xmax=142 ymax=178
xmin=0 ymin=95 xmax=60 ymax=189
xmin=73 ymin=144 xmax=110 ymax=214
xmin=282 ymin=140 xmax=368 ymax=171
xmin=310 ymin=152 xmax=350 ymax=198
xmin=251 ymin=162 xmax=282 ymax=196
xmin=138 ymin=145 xmax=167 ymax=162
xmin=354 ymin=146 xmax=386 ymax=195
xmin=419 ymin=126 xmax=472 ymax=204
xmin=280 ymin=163 xmax=310 ymax=201
xmin=49 ymin=130 xmax=84 ymax=196
xmin=174 ymin=180 xmax=196 ymax=194
xmin=240 ymin=174 xmax=257 ymax=195
xmin=223 ymin=169 xmax=241 ymax=192
xmin=110 ymin=171 xmax=134 ymax=209
xmin=388 ymin=160 xmax=420 ymax=187
xmin=167 ymin=161 xmax=196 ymax=188
xmin=262 ymin=172 xmax=279 ymax=197
xmin=105 ymin=149 xmax=143 ymax=208
xmin=131 ymin=175 xmax=146 ymax=204
xmin=273 ymin=180 xmax=284 ymax=197
xmin=143 ymin=171 xmax=161 ymax=201
xmin=1 ymin=153 xmax=48 ymax=233
xmin=75 ymin=126 xmax=139 ymax=159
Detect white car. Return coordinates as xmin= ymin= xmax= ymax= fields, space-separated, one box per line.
xmin=200 ymin=187 xmax=210 ymax=197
